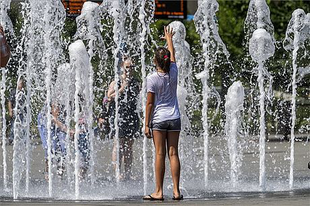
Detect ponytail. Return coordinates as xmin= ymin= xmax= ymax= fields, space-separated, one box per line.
xmin=155 ymin=47 xmax=171 ymax=73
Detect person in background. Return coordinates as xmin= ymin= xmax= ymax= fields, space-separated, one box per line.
xmin=38 ymin=103 xmax=72 ymax=180
xmin=108 ymin=57 xmax=140 ymax=181
xmin=143 ymin=27 xmax=183 ymax=201
xmin=94 ymin=96 xmax=110 ymax=140
xmin=76 ymin=114 xmax=91 ymax=179
xmin=8 ymin=78 xmax=26 ymax=145
xmin=0 ymin=25 xmax=10 ymax=68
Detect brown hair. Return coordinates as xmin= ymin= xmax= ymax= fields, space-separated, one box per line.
xmin=155 ymin=47 xmax=171 ymax=73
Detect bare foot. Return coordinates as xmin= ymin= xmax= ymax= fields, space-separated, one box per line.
xmin=149 ymin=192 xmax=163 ymax=200
xmin=173 ymin=189 xmax=181 ymax=199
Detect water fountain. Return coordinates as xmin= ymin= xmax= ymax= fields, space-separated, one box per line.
xmin=249 ymin=28 xmax=275 ymax=191
xmin=0 ymin=0 xmax=14 ymax=35
xmin=69 ymin=39 xmax=92 ymax=199
xmin=168 ymin=21 xmax=195 ymax=189
xmin=75 ymin=1 xmax=104 ymax=186
xmin=283 ymin=9 xmax=310 ymax=189
xmin=0 ymin=66 xmax=7 ymax=191
xmin=0 ymin=0 xmax=13 ymax=193
xmin=0 ymin=0 xmax=309 ymax=201
xmin=224 ymin=81 xmax=245 ymax=188
xmin=193 ymin=0 xmax=231 ymax=188
xmin=110 ymin=0 xmax=125 ymax=185
xmin=245 ymin=0 xmax=276 ymax=191
xmin=245 ymin=0 xmax=275 ymax=43
xmin=10 ymin=0 xmax=66 ymax=198
xmin=54 ymin=63 xmax=73 ymax=186
xmin=42 ymin=0 xmax=66 ymax=197
xmin=138 ymin=0 xmax=155 ymax=195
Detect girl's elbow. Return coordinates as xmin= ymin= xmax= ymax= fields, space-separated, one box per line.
xmin=147 ymin=104 xmax=154 ymax=111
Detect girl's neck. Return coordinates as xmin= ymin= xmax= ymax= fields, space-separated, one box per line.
xmin=156 ymin=67 xmax=166 ymax=73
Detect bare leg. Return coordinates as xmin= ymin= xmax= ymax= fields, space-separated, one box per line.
xmin=167 ymin=131 xmax=181 ymax=198
xmin=123 ymin=137 xmax=134 ymax=180
xmin=151 ymin=130 xmax=167 ymax=199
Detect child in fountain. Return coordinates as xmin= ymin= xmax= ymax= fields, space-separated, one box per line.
xmin=76 ymin=114 xmax=91 ymax=179
xmin=94 ymin=97 xmax=110 ymax=140
xmin=38 ymin=102 xmax=72 ymax=180
xmin=108 ymin=57 xmax=140 ymax=181
xmin=143 ymin=26 xmax=182 ymax=201
xmin=8 ymin=78 xmax=27 ymax=145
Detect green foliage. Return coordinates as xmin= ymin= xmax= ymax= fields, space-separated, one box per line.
xmin=217 ymin=0 xmax=249 ymax=58
xmin=7 ymin=2 xmax=23 ymax=37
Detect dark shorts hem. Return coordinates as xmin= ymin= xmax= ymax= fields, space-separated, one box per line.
xmin=151 ymin=129 xmax=181 ymax=132
xmin=151 ymin=118 xmax=181 ymax=132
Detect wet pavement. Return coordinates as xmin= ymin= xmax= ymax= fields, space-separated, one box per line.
xmin=0 ymin=137 xmax=309 ymax=205
xmin=0 ymin=189 xmax=310 ymax=206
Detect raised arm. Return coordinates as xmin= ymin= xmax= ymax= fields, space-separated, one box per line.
xmin=107 ymin=81 xmax=116 ymax=100
xmin=164 ymin=26 xmax=176 ymax=62
xmin=8 ymin=100 xmax=13 ymax=118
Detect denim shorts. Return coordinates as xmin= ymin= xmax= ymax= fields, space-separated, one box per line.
xmin=151 ymin=118 xmax=181 ymax=132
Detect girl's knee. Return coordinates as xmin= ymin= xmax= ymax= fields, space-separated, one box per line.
xmin=168 ymin=147 xmax=178 ymax=158
xmin=156 ymin=149 xmax=166 ymax=157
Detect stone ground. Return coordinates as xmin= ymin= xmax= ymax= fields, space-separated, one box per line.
xmin=0 ymin=191 xmax=309 ymax=206
xmin=0 ymin=135 xmax=309 ymax=205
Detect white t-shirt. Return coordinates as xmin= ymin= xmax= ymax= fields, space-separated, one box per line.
xmin=146 ymin=62 xmax=180 ymax=123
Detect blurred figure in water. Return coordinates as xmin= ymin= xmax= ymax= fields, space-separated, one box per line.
xmin=108 ymin=57 xmax=140 ymax=181
xmin=38 ymin=102 xmax=70 ymax=180
xmin=0 ymin=25 xmax=11 ymax=68
xmin=94 ymin=96 xmax=110 ymax=140
xmin=8 ymin=78 xmax=26 ymax=145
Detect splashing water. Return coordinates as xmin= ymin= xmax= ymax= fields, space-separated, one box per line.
xmin=138 ymin=0 xmax=155 ymax=195
xmin=42 ymin=0 xmax=66 ymax=197
xmin=194 ymin=0 xmax=231 ymax=188
xmin=12 ymin=0 xmax=67 ymax=198
xmin=0 ymin=69 xmax=7 ymax=191
xmin=245 ymin=0 xmax=276 ymax=191
xmin=55 ymin=63 xmax=74 ymax=186
xmin=283 ymin=9 xmax=310 ymax=189
xmin=110 ymin=0 xmax=125 ymax=185
xmin=225 ymin=81 xmax=245 ymax=188
xmin=245 ymin=0 xmax=274 ymax=43
xmin=69 ymin=39 xmax=92 ymax=199
xmin=249 ymin=28 xmax=275 ymax=191
xmin=168 ymin=21 xmax=195 ymax=189
xmin=0 ymin=0 xmax=14 ymax=36
xmin=0 ymin=0 xmax=13 ymax=193
xmin=0 ymin=0 xmax=309 ymax=201
xmin=75 ymin=1 xmax=103 ymax=186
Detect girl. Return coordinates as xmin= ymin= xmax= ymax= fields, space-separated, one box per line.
xmin=38 ymin=103 xmax=68 ymax=180
xmin=143 ymin=26 xmax=182 ymax=201
xmin=108 ymin=57 xmax=140 ymax=181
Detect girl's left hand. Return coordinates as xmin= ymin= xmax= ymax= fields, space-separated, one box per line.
xmin=163 ymin=26 xmax=175 ymax=41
